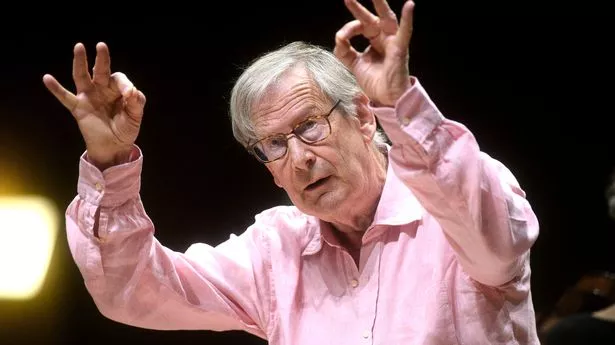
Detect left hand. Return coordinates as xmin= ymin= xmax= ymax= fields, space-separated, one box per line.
xmin=334 ymin=0 xmax=415 ymax=107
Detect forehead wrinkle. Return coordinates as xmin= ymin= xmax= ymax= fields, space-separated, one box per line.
xmin=252 ymin=81 xmax=327 ymax=137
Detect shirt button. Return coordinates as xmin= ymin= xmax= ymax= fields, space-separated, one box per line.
xmin=362 ymin=330 xmax=370 ymax=339
xmin=95 ymin=182 xmax=103 ymax=192
xmin=350 ymin=279 xmax=359 ymax=288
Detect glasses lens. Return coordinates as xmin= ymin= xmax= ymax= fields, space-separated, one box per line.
xmin=250 ymin=102 xmax=336 ymax=164
xmin=297 ymin=118 xmax=330 ymax=142
xmin=255 ymin=134 xmax=287 ymax=162
xmin=252 ymin=145 xmax=270 ymax=162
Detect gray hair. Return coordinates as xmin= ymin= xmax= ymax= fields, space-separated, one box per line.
xmin=229 ymin=41 xmax=388 ymax=148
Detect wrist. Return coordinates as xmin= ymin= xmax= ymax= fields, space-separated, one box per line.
xmin=372 ymin=77 xmax=415 ymax=108
xmin=86 ymin=147 xmax=134 ymax=171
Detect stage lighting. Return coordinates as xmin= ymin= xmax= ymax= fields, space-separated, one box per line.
xmin=0 ymin=196 xmax=59 ymax=300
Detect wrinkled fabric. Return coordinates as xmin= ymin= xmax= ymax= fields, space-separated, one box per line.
xmin=66 ymin=77 xmax=540 ymax=344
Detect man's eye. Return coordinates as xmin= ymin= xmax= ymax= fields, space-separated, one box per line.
xmin=297 ymin=119 xmax=318 ymax=132
xmin=268 ymin=137 xmax=286 ymax=148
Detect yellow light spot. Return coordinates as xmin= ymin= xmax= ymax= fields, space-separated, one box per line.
xmin=0 ymin=196 xmax=59 ymax=300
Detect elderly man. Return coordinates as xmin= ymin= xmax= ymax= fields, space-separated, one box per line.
xmin=43 ymin=0 xmax=540 ymax=344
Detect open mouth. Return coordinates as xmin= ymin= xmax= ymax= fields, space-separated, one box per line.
xmin=305 ymin=176 xmax=330 ymax=191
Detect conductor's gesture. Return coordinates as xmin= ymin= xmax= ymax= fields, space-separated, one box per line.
xmin=43 ymin=42 xmax=146 ymax=171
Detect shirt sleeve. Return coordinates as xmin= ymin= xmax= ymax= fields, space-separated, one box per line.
xmin=372 ymin=77 xmax=540 ymax=287
xmin=65 ymin=145 xmax=273 ymax=339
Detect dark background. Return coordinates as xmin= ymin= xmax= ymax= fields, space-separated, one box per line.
xmin=0 ymin=1 xmax=613 ymax=344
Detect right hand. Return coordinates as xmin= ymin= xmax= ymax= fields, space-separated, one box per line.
xmin=43 ymin=42 xmax=146 ymax=171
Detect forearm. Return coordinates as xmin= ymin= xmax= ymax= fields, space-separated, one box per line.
xmin=66 ymin=147 xmax=271 ymax=336
xmin=373 ymin=77 xmax=539 ymax=286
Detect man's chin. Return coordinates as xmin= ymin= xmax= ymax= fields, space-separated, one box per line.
xmin=299 ymin=191 xmax=343 ymax=215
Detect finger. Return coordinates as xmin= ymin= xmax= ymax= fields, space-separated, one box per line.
xmin=344 ymin=0 xmax=381 ymax=39
xmin=396 ymin=0 xmax=415 ymax=49
xmin=334 ymin=20 xmax=362 ymax=67
xmin=109 ymin=72 xmax=134 ymax=99
xmin=124 ymin=87 xmax=146 ymax=121
xmin=110 ymin=72 xmax=144 ymax=121
xmin=372 ymin=0 xmax=399 ymax=34
xmin=92 ymin=42 xmax=111 ymax=86
xmin=42 ymin=74 xmax=78 ymax=111
xmin=72 ymin=43 xmax=94 ymax=92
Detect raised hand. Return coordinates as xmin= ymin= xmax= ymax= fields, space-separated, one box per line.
xmin=334 ymin=0 xmax=415 ymax=107
xmin=43 ymin=42 xmax=146 ymax=171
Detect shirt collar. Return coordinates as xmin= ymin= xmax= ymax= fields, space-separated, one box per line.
xmin=370 ymin=145 xmax=424 ymax=227
xmin=302 ymin=145 xmax=424 ymax=256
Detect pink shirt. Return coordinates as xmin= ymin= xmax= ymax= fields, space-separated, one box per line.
xmin=66 ymin=78 xmax=540 ymax=344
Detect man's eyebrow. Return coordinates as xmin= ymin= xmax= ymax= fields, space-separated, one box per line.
xmin=288 ymin=105 xmax=321 ymax=125
xmin=257 ymin=103 xmax=323 ymax=138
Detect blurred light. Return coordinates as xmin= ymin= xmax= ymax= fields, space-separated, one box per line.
xmin=0 ymin=196 xmax=59 ymax=300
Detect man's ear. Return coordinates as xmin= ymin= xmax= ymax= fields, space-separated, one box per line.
xmin=353 ymin=93 xmax=378 ymax=143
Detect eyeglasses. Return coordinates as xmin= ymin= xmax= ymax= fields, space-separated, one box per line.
xmin=248 ymin=100 xmax=341 ymax=163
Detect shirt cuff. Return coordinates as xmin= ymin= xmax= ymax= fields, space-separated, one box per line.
xmin=371 ymin=76 xmax=445 ymax=148
xmin=77 ymin=145 xmax=143 ymax=207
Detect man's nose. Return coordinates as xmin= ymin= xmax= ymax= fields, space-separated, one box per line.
xmin=287 ymin=136 xmax=315 ymax=170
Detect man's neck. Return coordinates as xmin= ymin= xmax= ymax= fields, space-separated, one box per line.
xmin=328 ymin=145 xmax=389 ymax=250
xmin=331 ymin=217 xmax=374 ymax=250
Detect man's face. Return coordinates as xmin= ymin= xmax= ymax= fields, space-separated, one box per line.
xmin=251 ymin=67 xmax=380 ymax=220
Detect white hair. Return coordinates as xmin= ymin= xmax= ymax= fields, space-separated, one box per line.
xmin=229 ymin=41 xmax=388 ymax=148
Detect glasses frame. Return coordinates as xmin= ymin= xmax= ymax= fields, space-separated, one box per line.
xmin=247 ymin=100 xmax=342 ymax=163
